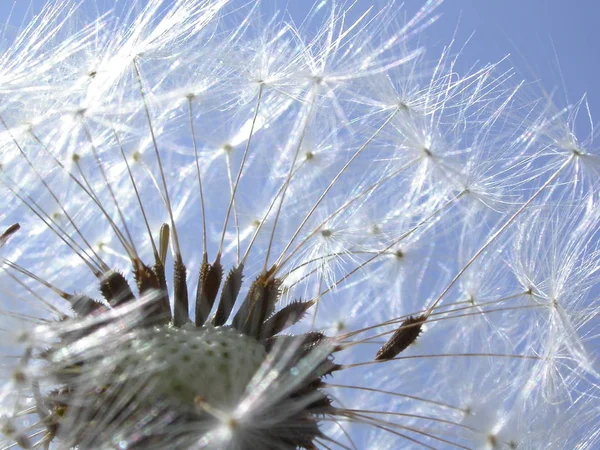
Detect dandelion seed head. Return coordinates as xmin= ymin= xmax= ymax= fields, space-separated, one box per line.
xmin=0 ymin=0 xmax=598 ymax=448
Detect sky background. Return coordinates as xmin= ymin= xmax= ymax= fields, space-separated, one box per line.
xmin=286 ymin=0 xmax=599 ymax=119
xmin=1 ymin=0 xmax=597 ymax=136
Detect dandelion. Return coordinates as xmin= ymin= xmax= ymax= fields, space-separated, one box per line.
xmin=0 ymin=0 xmax=598 ymax=449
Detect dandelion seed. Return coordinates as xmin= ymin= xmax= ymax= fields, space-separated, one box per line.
xmin=0 ymin=223 xmax=20 ymax=247
xmin=375 ymin=315 xmax=426 ymax=361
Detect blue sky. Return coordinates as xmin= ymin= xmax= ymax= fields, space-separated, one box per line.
xmin=1 ymin=0 xmax=597 ymax=121
xmin=436 ymin=1 xmax=599 ymax=118
xmin=285 ymin=0 xmax=600 ymax=142
xmin=285 ymin=0 xmax=599 ymax=120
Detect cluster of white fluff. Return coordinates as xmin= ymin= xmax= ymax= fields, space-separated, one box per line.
xmin=0 ymin=0 xmax=598 ymax=449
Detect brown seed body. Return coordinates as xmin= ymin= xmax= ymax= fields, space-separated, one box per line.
xmin=375 ymin=315 xmax=426 ymax=361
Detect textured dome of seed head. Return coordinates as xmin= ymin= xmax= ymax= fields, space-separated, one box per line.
xmin=125 ymin=324 xmax=267 ymax=409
